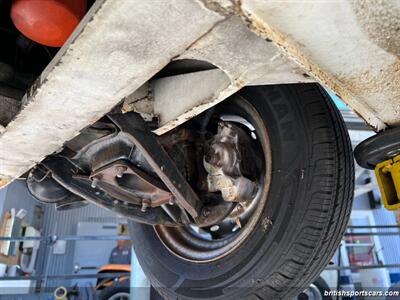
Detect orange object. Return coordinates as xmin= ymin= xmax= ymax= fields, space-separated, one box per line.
xmin=11 ymin=0 xmax=87 ymax=47
xmin=96 ymin=264 xmax=131 ymax=289
xmin=98 ymin=264 xmax=132 ymax=273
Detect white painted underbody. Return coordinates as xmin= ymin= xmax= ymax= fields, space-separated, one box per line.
xmin=0 ymin=0 xmax=399 ymax=186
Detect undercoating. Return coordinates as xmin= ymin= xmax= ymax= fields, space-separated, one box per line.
xmin=352 ymin=0 xmax=400 ymax=58
xmin=1 ymin=0 xmax=400 ymax=186
xmin=0 ymin=0 xmax=223 ymax=187
xmin=239 ymin=0 xmax=400 ymax=131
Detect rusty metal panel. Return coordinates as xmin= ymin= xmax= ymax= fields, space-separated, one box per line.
xmin=241 ymin=0 xmax=400 ymax=130
xmin=153 ymin=69 xmax=232 ymax=133
xmin=0 ymin=2 xmax=312 ymax=186
xmin=1 ymin=0 xmax=398 ymax=187
xmin=154 ymin=16 xmax=314 ymax=134
xmin=0 ymin=0 xmax=223 ymax=186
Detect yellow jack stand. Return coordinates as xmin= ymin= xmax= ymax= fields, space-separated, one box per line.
xmin=375 ymin=155 xmax=400 ymax=210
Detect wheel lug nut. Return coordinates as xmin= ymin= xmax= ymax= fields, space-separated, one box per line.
xmin=210 ymin=225 xmax=219 ymax=232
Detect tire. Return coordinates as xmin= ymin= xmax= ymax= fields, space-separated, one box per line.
xmin=98 ymin=282 xmax=130 ymax=300
xmin=354 ymin=126 xmax=400 ymax=169
xmin=128 ymin=83 xmax=354 ymax=300
xmin=296 ymin=277 xmax=333 ymax=300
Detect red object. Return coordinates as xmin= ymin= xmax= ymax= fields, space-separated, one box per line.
xmin=11 ymin=0 xmax=87 ymax=47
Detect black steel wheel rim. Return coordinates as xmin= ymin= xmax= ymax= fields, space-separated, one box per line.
xmin=155 ymin=95 xmax=272 ymax=263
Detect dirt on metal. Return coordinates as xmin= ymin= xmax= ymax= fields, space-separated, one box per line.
xmin=337 ymin=61 xmax=400 ymax=126
xmin=352 ymin=0 xmax=400 ymax=58
xmin=237 ymin=1 xmax=389 ymax=131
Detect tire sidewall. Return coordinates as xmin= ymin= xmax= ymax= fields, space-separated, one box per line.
xmin=129 ymin=84 xmax=338 ymax=299
xmin=99 ymin=283 xmax=130 ymax=300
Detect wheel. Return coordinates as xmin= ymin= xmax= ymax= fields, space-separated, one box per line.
xmin=98 ymin=282 xmax=130 ymax=300
xmin=128 ymin=83 xmax=354 ymax=299
xmin=296 ymin=277 xmax=333 ymax=300
xmin=354 ymin=126 xmax=400 ymax=169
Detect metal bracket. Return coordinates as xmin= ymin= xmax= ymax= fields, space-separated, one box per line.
xmin=42 ymin=156 xmax=177 ymax=226
xmin=108 ymin=112 xmax=203 ymax=219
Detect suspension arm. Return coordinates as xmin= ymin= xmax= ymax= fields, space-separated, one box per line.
xmin=108 ymin=112 xmax=203 ymax=219
xmin=42 ymin=156 xmax=177 ymax=226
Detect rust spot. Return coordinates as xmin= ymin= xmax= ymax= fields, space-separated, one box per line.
xmin=198 ymin=0 xmax=242 ymax=17
xmin=352 ymin=0 xmax=400 ymax=58
xmin=236 ymin=4 xmax=387 ymax=131
xmin=337 ymin=61 xmax=400 ymax=126
xmin=0 ymin=178 xmax=10 ymax=189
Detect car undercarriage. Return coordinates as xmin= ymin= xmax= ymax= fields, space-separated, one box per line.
xmin=0 ymin=0 xmax=399 ymax=299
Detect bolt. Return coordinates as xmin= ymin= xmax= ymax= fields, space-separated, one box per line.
xmin=91 ymin=177 xmax=99 ymax=189
xmin=235 ymin=217 xmax=242 ymax=228
xmin=232 ymin=224 xmax=241 ymax=232
xmin=141 ymin=199 xmax=150 ymax=212
xmin=116 ymin=166 xmax=127 ymax=178
xmin=202 ymin=208 xmax=211 ymax=217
